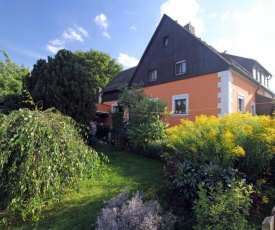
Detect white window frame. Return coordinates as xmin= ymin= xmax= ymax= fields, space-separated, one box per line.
xmin=175 ymin=60 xmax=186 ymax=76
xmin=112 ymin=103 xmax=123 ymax=113
xmin=172 ymin=94 xmax=189 ymax=116
xmin=112 ymin=103 xmax=118 ymax=112
xmin=238 ymin=94 xmax=245 ymax=113
xmin=163 ymin=36 xmax=169 ymax=47
xmin=251 ymin=102 xmax=256 ymax=115
xmin=148 ymin=69 xmax=157 ymax=82
xmin=148 ymin=97 xmax=158 ymax=102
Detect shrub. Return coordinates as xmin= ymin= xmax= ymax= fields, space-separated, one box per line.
xmin=118 ymin=84 xmax=169 ymax=150
xmin=0 ymin=108 xmax=106 ymax=222
xmin=193 ymin=181 xmax=254 ymax=230
xmin=164 ymin=113 xmax=275 ymax=181
xmin=96 ymin=124 xmax=110 ymax=141
xmin=0 ymin=93 xmax=22 ymax=114
xmin=96 ymin=190 xmax=176 ymax=229
xmin=138 ymin=140 xmax=174 ymax=159
xmin=163 ymin=155 xmax=237 ymax=207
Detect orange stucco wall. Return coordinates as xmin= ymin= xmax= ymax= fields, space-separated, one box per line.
xmin=145 ymin=73 xmax=221 ymax=127
xmin=103 ymin=73 xmax=221 ymax=127
xmin=103 ymin=71 xmax=272 ymax=127
xmin=231 ymin=71 xmax=259 ymax=113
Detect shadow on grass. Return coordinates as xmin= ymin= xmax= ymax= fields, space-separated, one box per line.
xmin=0 ymin=144 xmax=165 ymax=230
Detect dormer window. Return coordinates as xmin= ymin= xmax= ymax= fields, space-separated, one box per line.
xmin=163 ymin=36 xmax=169 ymax=47
xmin=148 ymin=69 xmax=157 ymax=82
xmin=175 ymin=60 xmax=186 ymax=76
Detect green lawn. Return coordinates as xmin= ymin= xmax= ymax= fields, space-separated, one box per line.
xmin=0 ymin=144 xmax=165 ymax=230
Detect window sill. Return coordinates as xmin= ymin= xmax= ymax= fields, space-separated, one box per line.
xmin=171 ymin=113 xmax=189 ymax=117
xmin=175 ymin=73 xmax=186 ymax=76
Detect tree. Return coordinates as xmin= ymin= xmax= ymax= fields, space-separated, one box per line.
xmin=25 ymin=49 xmax=122 ymax=124
xmin=0 ymin=50 xmax=29 ymax=98
xmin=0 ymin=108 xmax=106 ymax=221
xmin=0 ymin=50 xmax=29 ymax=113
xmin=118 ymin=84 xmax=168 ymax=149
xmin=75 ymin=49 xmax=122 ymax=89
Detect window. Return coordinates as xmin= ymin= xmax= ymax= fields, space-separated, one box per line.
xmin=251 ymin=102 xmax=256 ymax=115
xmin=256 ymin=70 xmax=260 ymax=81
xmin=252 ymin=68 xmax=256 ymax=79
xmin=175 ymin=60 xmax=186 ymax=76
xmin=112 ymin=103 xmax=123 ymax=112
xmin=172 ymin=94 xmax=189 ymax=115
xmin=163 ymin=36 xmax=169 ymax=47
xmin=238 ymin=94 xmax=245 ymax=113
xmin=148 ymin=69 xmax=157 ymax=82
xmin=264 ymin=75 xmax=267 ymax=86
xmin=148 ymin=97 xmax=158 ymax=102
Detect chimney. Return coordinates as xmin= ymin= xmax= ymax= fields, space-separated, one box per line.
xmin=184 ymin=22 xmax=195 ymax=35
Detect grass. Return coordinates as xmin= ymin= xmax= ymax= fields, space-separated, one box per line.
xmin=0 ymin=144 xmax=165 ymax=230
xmin=1 ymin=144 xmax=273 ymax=229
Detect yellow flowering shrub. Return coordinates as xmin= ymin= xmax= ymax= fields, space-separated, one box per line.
xmin=164 ymin=113 xmax=275 ymax=180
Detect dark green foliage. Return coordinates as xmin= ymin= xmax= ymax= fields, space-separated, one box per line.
xmin=193 ymin=182 xmax=254 ymax=230
xmin=138 ymin=140 xmax=174 ymax=159
xmin=1 ymin=93 xmax=22 ymax=114
xmin=163 ymin=154 xmax=237 ymax=207
xmin=96 ymin=124 xmax=110 ymax=141
xmin=0 ymin=108 xmax=106 ymax=222
xmin=25 ymin=49 xmax=122 ymax=125
xmin=118 ymin=84 xmax=168 ymax=150
xmin=111 ymin=112 xmax=124 ymax=135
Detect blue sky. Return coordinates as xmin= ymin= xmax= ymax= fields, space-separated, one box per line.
xmin=1 ymin=0 xmax=274 ymax=91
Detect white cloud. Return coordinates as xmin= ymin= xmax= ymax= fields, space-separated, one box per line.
xmin=118 ymin=53 xmax=139 ymax=68
xmin=45 ymin=25 xmax=88 ymax=54
xmin=210 ymin=0 xmax=275 ymax=92
xmin=160 ymin=0 xmax=205 ymax=36
xmin=77 ymin=26 xmax=89 ymax=37
xmin=209 ymin=13 xmax=217 ymax=18
xmin=49 ymin=39 xmax=63 ymax=46
xmin=103 ymin=31 xmax=111 ymax=39
xmin=94 ymin=13 xmax=111 ymax=39
xmin=220 ymin=11 xmax=229 ymax=23
xmin=46 ymin=45 xmax=65 ymax=54
xmin=129 ymin=26 xmax=137 ymax=31
xmin=63 ymin=28 xmax=83 ymax=42
xmin=94 ymin=14 xmax=109 ymax=29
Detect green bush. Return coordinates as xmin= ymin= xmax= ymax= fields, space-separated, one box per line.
xmin=163 ymin=154 xmax=237 ymax=207
xmin=193 ymin=181 xmax=254 ymax=230
xmin=118 ymin=84 xmax=168 ymax=150
xmin=0 ymin=93 xmax=22 ymax=114
xmin=0 ymin=108 xmax=106 ymax=222
xmin=138 ymin=140 xmax=174 ymax=159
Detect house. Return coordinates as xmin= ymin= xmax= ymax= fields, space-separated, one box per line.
xmin=101 ymin=14 xmax=274 ymax=127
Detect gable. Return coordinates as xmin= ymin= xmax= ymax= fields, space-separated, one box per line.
xmin=131 ymin=14 xmax=230 ymax=86
xmin=102 ymin=66 xmax=136 ymax=102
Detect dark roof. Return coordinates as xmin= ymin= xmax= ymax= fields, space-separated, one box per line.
xmin=129 ymin=14 xmax=232 ymax=85
xmin=220 ymin=53 xmax=271 ymax=76
xmin=104 ymin=14 xmax=273 ymax=95
xmin=103 ymin=66 xmax=137 ymax=93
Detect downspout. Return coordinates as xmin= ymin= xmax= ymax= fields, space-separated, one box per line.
xmin=255 ymin=82 xmax=260 ymax=115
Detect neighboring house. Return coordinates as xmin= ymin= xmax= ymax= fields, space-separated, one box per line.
xmin=101 ymin=14 xmax=274 ymax=127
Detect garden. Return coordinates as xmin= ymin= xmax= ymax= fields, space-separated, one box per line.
xmin=0 ymin=89 xmax=275 ymax=229
xmin=1 ymin=50 xmax=275 ymax=229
